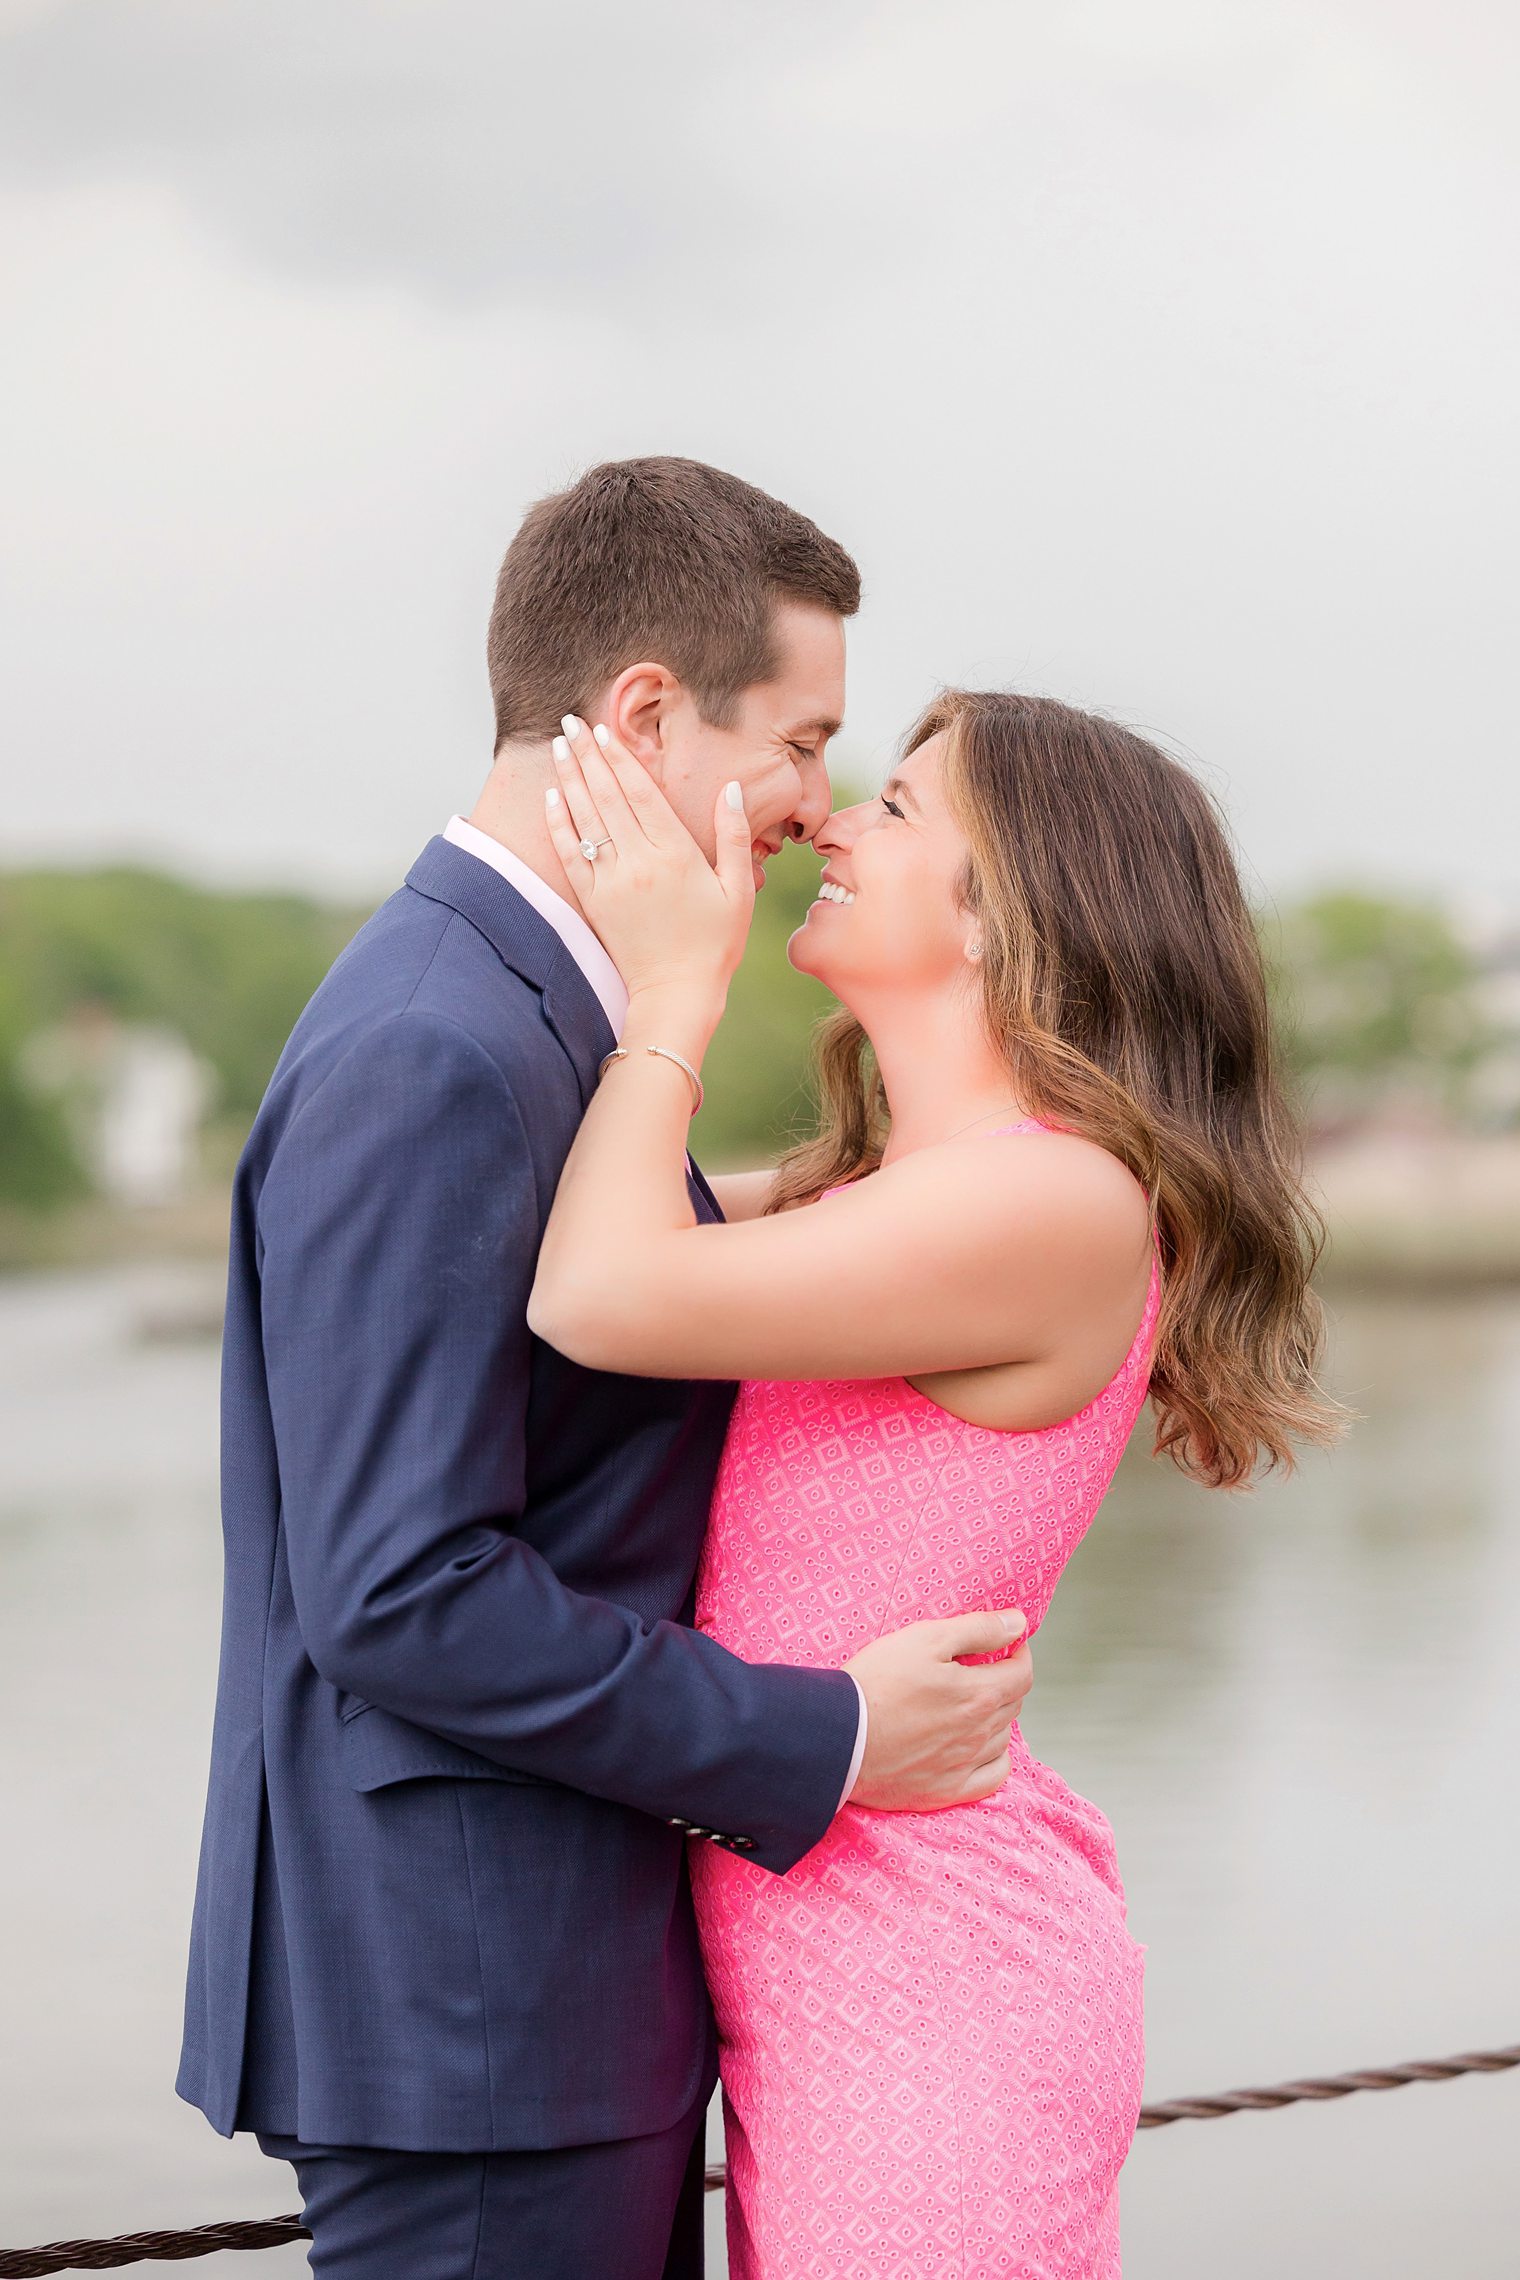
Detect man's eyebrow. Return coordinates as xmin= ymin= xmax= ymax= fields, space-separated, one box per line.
xmin=786 ymin=716 xmax=843 ymax=741
xmin=882 ymin=774 xmax=921 ymax=810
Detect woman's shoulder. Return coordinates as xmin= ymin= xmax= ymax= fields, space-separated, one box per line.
xmin=887 ymin=1122 xmax=1152 ymax=1289
xmin=912 ymin=1118 xmax=1147 ymax=1214
xmin=990 ymin=1120 xmax=1149 ymax=1209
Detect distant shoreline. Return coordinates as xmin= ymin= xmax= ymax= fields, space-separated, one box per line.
xmin=1308 ymin=1132 xmax=1520 ymax=1289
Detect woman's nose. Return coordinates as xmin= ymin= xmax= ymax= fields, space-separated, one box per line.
xmin=813 ymin=800 xmax=871 ymax=857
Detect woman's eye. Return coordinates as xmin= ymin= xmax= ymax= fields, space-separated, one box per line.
xmin=880 ymin=795 xmax=906 ymax=819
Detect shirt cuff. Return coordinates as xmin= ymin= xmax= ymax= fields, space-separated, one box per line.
xmin=839 ymin=1675 xmax=869 ymax=1808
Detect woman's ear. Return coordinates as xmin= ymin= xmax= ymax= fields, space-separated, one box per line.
xmin=602 ymin=661 xmax=678 ymax=778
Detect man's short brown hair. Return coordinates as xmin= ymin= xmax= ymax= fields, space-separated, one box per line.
xmin=486 ymin=457 xmax=861 ymax=745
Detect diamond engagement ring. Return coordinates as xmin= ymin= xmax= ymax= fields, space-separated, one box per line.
xmin=579 ymin=836 xmax=614 ymax=861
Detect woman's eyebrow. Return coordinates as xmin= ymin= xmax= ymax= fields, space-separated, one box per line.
xmin=882 ymin=775 xmax=921 ymax=811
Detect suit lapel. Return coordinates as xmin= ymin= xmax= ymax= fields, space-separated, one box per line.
xmin=405 ymin=837 xmax=615 ymax=1105
xmin=540 ymin=952 xmax=617 ymax=1107
xmin=404 ymin=837 xmax=723 ymax=1196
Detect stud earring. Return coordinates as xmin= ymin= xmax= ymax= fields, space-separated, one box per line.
xmin=967 ymin=940 xmax=984 ymax=960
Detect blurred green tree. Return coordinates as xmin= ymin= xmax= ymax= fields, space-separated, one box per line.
xmin=5 ymin=862 xmax=1502 ymax=1223
xmin=0 ymin=968 xmax=87 ymax=1210
xmin=0 ymin=855 xmax=836 ymax=1213
xmin=0 ymin=870 xmax=367 ymax=1210
xmin=0 ymin=869 xmax=368 ymax=1121
xmin=1266 ymin=889 xmax=1494 ymax=1134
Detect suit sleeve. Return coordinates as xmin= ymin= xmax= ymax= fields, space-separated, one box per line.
xmin=257 ymin=1009 xmax=858 ymax=1872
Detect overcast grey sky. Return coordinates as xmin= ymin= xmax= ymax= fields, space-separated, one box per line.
xmin=2 ymin=0 xmax=1516 ymax=901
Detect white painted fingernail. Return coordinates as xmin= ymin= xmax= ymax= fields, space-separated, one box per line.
xmin=561 ymin=714 xmax=583 ymax=740
xmin=592 ymin=724 xmax=611 ymax=749
xmin=725 ymin=780 xmax=744 ymax=810
xmin=552 ymin=735 xmax=569 ymax=763
xmin=545 ymin=785 xmax=561 ymax=808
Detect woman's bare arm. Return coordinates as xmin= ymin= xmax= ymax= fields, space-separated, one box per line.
xmin=529 ymin=987 xmax=1150 ymax=1389
xmin=704 ymin=1168 xmax=778 ymax=1223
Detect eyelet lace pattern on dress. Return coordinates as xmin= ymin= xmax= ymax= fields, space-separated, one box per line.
xmin=692 ymin=1125 xmax=1158 ymax=2277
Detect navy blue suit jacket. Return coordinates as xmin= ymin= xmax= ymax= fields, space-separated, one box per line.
xmin=177 ymin=838 xmax=859 ymax=2152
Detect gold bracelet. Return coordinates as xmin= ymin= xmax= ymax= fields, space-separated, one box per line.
xmin=596 ymin=1044 xmax=705 ymax=1118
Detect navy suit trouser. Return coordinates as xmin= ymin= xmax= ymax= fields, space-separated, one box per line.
xmin=257 ymin=2102 xmax=708 ymax=2280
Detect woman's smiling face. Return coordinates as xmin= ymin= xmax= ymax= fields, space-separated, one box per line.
xmin=789 ymin=732 xmax=979 ymax=1000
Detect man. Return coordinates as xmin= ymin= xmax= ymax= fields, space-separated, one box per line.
xmin=178 ymin=457 xmax=1032 ymax=2278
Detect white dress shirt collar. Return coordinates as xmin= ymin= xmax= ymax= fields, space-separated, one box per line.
xmin=442 ymin=816 xmax=629 ymax=1041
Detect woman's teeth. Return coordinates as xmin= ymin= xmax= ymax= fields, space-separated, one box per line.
xmin=815 ymin=882 xmax=855 ymax=904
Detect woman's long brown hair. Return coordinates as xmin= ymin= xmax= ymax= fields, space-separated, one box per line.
xmin=768 ymin=689 xmax=1342 ymax=1489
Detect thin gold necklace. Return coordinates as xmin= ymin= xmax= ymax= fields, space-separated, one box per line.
xmin=938 ymin=1102 xmax=1026 ymax=1145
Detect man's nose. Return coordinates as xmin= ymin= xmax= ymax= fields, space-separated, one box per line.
xmin=785 ymin=755 xmax=835 ymax=844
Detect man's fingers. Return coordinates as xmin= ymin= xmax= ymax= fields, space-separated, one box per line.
xmin=960 ymin=1748 xmax=1013 ymax=1803
xmin=971 ymin=1672 xmax=1028 ymax=1716
xmin=937 ymin=1608 xmax=1028 ymax=1663
xmin=970 ymin=1644 xmax=1033 ymax=1712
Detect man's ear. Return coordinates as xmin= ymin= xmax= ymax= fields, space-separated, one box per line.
xmin=602 ymin=662 xmax=679 ymax=780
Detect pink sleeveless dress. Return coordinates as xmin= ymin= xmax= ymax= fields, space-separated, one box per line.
xmin=691 ymin=1126 xmax=1157 ymax=2279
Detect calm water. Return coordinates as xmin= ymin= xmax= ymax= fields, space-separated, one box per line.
xmin=1 ymin=1266 xmax=1516 ymax=2276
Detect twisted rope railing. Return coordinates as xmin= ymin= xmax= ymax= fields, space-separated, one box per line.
xmin=2 ymin=2040 xmax=1515 ymax=2276
xmin=1130 ymin=2039 xmax=1520 ymax=2127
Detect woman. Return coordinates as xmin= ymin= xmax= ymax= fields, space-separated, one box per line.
xmin=529 ymin=690 xmax=1337 ymax=2279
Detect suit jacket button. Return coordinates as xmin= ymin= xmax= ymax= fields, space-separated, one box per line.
xmin=668 ymin=1817 xmax=691 ymax=1830
xmin=732 ymin=1836 xmax=755 ymax=1851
